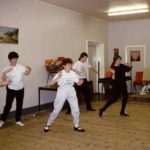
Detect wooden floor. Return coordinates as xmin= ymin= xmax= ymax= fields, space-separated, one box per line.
xmin=0 ymin=100 xmax=150 ymax=150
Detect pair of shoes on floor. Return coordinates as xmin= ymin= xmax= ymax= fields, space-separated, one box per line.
xmin=16 ymin=121 xmax=25 ymax=126
xmin=44 ymin=125 xmax=50 ymax=132
xmin=87 ymin=108 xmax=96 ymax=111
xmin=0 ymin=121 xmax=24 ymax=128
xmin=99 ymin=109 xmax=129 ymax=117
xmin=120 ymin=112 xmax=129 ymax=117
xmin=44 ymin=126 xmax=85 ymax=132
xmin=74 ymin=127 xmax=85 ymax=132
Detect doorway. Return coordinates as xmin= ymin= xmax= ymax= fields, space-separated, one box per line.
xmin=86 ymin=40 xmax=105 ymax=93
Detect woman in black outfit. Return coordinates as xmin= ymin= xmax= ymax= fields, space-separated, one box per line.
xmin=99 ymin=55 xmax=132 ymax=117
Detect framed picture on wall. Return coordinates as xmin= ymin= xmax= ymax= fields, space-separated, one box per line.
xmin=114 ymin=48 xmax=119 ymax=57
xmin=130 ymin=50 xmax=140 ymax=61
xmin=125 ymin=45 xmax=146 ymax=81
xmin=125 ymin=45 xmax=145 ymax=65
xmin=0 ymin=26 xmax=19 ymax=44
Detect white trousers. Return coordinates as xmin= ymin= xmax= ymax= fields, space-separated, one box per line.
xmin=47 ymin=86 xmax=80 ymax=127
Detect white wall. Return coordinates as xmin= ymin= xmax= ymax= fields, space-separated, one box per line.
xmin=108 ymin=19 xmax=150 ymax=67
xmin=0 ymin=0 xmax=108 ymax=113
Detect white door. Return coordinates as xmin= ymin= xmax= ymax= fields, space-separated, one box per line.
xmin=86 ymin=41 xmax=105 ymax=93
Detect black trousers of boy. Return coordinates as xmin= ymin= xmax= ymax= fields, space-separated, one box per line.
xmin=100 ymin=82 xmax=128 ymax=114
xmin=1 ymin=87 xmax=24 ymax=122
xmin=66 ymin=79 xmax=93 ymax=113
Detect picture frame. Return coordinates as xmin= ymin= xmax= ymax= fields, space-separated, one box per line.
xmin=0 ymin=26 xmax=19 ymax=44
xmin=125 ymin=45 xmax=146 ymax=67
xmin=114 ymin=48 xmax=119 ymax=57
xmin=125 ymin=45 xmax=146 ymax=82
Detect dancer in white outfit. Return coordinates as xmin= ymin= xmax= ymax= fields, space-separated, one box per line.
xmin=44 ymin=58 xmax=85 ymax=132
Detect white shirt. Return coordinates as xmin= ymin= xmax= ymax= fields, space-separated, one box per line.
xmin=2 ymin=64 xmax=26 ymax=90
xmin=53 ymin=70 xmax=79 ymax=87
xmin=73 ymin=60 xmax=91 ymax=79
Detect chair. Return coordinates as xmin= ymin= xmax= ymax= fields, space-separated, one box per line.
xmin=133 ymin=71 xmax=143 ymax=92
xmin=142 ymin=67 xmax=150 ymax=82
xmin=105 ymin=71 xmax=113 ymax=78
xmin=102 ymin=70 xmax=113 ymax=95
xmin=140 ymin=68 xmax=150 ymax=94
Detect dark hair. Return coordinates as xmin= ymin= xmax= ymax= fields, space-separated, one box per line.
xmin=8 ymin=51 xmax=19 ymax=60
xmin=62 ymin=58 xmax=73 ymax=66
xmin=78 ymin=52 xmax=88 ymax=60
xmin=110 ymin=55 xmax=122 ymax=69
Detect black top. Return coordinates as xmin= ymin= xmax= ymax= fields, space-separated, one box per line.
xmin=113 ymin=64 xmax=132 ymax=85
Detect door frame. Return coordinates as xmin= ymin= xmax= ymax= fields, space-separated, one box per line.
xmin=86 ymin=40 xmax=105 ymax=93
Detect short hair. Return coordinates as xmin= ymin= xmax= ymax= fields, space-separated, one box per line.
xmin=78 ymin=52 xmax=88 ymax=60
xmin=8 ymin=51 xmax=19 ymax=60
xmin=62 ymin=58 xmax=73 ymax=66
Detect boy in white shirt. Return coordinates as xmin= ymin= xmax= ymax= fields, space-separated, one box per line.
xmin=44 ymin=58 xmax=85 ymax=132
xmin=0 ymin=52 xmax=31 ymax=128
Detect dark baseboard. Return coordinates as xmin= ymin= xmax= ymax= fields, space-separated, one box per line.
xmin=1 ymin=94 xmax=98 ymax=120
xmin=0 ymin=102 xmax=54 ymax=120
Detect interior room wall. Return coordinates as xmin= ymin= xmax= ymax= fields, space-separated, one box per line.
xmin=0 ymin=0 xmax=108 ymax=113
xmin=108 ymin=19 xmax=150 ymax=92
xmin=108 ymin=19 xmax=150 ymax=67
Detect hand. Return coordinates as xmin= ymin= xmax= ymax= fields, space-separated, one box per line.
xmin=56 ymin=71 xmax=62 ymax=79
xmin=49 ymin=71 xmax=62 ymax=86
xmin=110 ymin=69 xmax=115 ymax=79
xmin=24 ymin=66 xmax=32 ymax=76
xmin=110 ymin=69 xmax=115 ymax=74
xmin=76 ymin=79 xmax=83 ymax=86
xmin=1 ymin=80 xmax=12 ymax=86
xmin=125 ymin=63 xmax=132 ymax=67
xmin=26 ymin=66 xmax=32 ymax=71
xmin=5 ymin=80 xmax=12 ymax=85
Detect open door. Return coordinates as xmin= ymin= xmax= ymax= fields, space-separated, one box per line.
xmin=86 ymin=40 xmax=105 ymax=93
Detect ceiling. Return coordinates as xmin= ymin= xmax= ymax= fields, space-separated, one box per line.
xmin=40 ymin=0 xmax=150 ymax=21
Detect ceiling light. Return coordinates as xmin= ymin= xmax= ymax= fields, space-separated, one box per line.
xmin=108 ymin=8 xmax=149 ymax=16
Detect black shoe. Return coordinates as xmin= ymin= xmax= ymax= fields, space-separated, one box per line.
xmin=99 ymin=109 xmax=104 ymax=117
xmin=44 ymin=125 xmax=50 ymax=132
xmin=120 ymin=113 xmax=129 ymax=117
xmin=66 ymin=110 xmax=71 ymax=115
xmin=74 ymin=127 xmax=85 ymax=132
xmin=87 ymin=108 xmax=96 ymax=111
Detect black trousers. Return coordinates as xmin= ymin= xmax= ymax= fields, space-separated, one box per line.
xmin=67 ymin=79 xmax=93 ymax=111
xmin=101 ymin=82 xmax=128 ymax=114
xmin=1 ymin=87 xmax=24 ymax=122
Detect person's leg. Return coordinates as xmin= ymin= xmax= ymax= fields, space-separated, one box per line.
xmin=99 ymin=85 xmax=120 ymax=117
xmin=82 ymin=79 xmax=95 ymax=111
xmin=66 ymin=84 xmax=81 ymax=114
xmin=1 ymin=88 xmax=15 ymax=122
xmin=67 ymin=88 xmax=85 ymax=132
xmin=101 ymin=94 xmax=119 ymax=112
xmin=46 ymin=89 xmax=67 ymax=127
xmin=120 ymin=85 xmax=129 ymax=116
xmin=15 ymin=88 xmax=24 ymax=125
